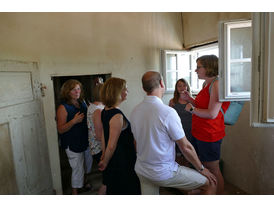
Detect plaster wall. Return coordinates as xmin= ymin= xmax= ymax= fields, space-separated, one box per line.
xmin=181 ymin=12 xmax=251 ymax=48
xmin=222 ymin=102 xmax=274 ymax=194
xmin=0 ymin=12 xmax=183 ymax=194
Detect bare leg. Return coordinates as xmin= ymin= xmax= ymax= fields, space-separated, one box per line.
xmin=198 ymin=179 xmax=217 ymax=195
xmin=203 ymin=160 xmax=224 ymax=195
xmin=84 ymin=174 xmax=92 ymax=190
xmin=72 ymin=188 xmax=78 ymax=195
xmin=97 ymin=184 xmax=107 ymax=195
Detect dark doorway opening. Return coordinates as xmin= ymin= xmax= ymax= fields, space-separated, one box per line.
xmin=52 ymin=73 xmax=111 ymax=194
xmin=52 ymin=74 xmax=111 ymax=110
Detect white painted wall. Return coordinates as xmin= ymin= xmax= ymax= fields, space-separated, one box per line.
xmin=181 ymin=12 xmax=251 ymax=48
xmin=0 ymin=12 xmax=183 ymax=194
xmin=222 ymin=103 xmax=274 ymax=194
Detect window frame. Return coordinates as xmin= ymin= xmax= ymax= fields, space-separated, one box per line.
xmin=162 ymin=44 xmax=218 ymax=95
xmin=161 ymin=50 xmax=190 ymax=93
xmin=190 ymin=43 xmax=219 ymax=93
xmin=218 ymin=19 xmax=252 ymax=102
xmin=251 ymin=12 xmax=274 ymax=127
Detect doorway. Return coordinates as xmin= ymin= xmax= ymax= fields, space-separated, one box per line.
xmin=52 ymin=73 xmax=111 ymax=194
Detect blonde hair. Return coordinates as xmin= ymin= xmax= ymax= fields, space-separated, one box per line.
xmin=172 ymin=78 xmax=190 ymax=104
xmin=100 ymin=77 xmax=126 ymax=107
xmin=60 ymin=79 xmax=84 ymax=103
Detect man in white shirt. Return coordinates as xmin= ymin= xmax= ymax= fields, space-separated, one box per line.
xmin=130 ymin=71 xmax=216 ymax=195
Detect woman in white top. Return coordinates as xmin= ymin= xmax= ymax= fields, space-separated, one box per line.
xmin=87 ymin=82 xmax=106 ymax=195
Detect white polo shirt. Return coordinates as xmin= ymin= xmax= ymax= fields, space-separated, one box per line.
xmin=130 ymin=95 xmax=185 ymax=181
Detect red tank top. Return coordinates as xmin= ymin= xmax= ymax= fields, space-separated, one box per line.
xmin=192 ymin=83 xmax=230 ymax=142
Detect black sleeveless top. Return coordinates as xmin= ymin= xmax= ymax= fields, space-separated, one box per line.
xmin=101 ymin=108 xmax=141 ymax=194
xmin=101 ymin=108 xmax=137 ymax=172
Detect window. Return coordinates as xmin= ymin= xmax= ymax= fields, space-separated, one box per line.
xmin=162 ymin=44 xmax=218 ymax=94
xmin=219 ymin=20 xmax=252 ymax=101
xmin=162 ymin=50 xmax=190 ymax=92
xmin=251 ymin=12 xmax=274 ymax=127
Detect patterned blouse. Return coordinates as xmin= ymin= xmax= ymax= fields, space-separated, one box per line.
xmin=87 ymin=103 xmax=104 ymax=155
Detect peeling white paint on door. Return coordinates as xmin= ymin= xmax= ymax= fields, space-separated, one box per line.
xmin=0 ymin=60 xmax=53 ymax=194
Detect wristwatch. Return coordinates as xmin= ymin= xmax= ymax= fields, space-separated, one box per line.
xmin=189 ymin=105 xmax=195 ymax=113
xmin=199 ymin=165 xmax=205 ymax=172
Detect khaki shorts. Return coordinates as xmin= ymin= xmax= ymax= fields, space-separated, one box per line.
xmin=137 ymin=166 xmax=207 ymax=195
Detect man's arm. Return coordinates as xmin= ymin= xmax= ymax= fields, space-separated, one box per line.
xmin=176 ymin=137 xmax=217 ymax=185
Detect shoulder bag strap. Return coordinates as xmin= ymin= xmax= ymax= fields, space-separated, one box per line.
xmin=208 ymin=76 xmax=225 ymax=116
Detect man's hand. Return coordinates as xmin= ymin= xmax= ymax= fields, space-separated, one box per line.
xmin=200 ymin=168 xmax=217 ymax=185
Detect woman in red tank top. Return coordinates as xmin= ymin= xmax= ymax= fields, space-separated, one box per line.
xmin=180 ymin=55 xmax=229 ymax=195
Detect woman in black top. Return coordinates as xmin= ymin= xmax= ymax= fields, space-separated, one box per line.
xmin=168 ymin=78 xmax=193 ymax=166
xmin=98 ymin=77 xmax=141 ymax=195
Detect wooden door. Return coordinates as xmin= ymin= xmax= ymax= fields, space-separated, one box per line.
xmin=0 ymin=60 xmax=53 ymax=194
